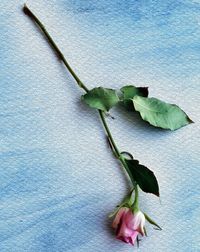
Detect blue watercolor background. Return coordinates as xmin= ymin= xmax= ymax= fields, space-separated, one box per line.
xmin=0 ymin=0 xmax=199 ymax=251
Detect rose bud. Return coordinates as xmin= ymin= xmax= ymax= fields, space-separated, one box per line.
xmin=112 ymin=207 xmax=145 ymax=245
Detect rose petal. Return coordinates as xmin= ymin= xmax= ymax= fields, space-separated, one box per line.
xmin=112 ymin=207 xmax=128 ymax=229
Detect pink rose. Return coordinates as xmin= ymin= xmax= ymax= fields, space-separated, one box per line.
xmin=112 ymin=207 xmax=145 ymax=245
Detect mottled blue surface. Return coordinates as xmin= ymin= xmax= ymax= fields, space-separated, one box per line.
xmin=0 ymin=0 xmax=199 ymax=251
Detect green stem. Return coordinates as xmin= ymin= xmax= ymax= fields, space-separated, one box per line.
xmin=132 ymin=185 xmax=139 ymax=211
xmin=23 ymin=4 xmax=134 ymax=184
xmin=23 ymin=4 xmax=88 ymax=93
xmin=98 ymin=110 xmax=120 ymax=157
xmin=99 ymin=111 xmax=134 ymax=180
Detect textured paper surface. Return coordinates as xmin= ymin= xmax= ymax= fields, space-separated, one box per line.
xmin=0 ymin=0 xmax=199 ymax=251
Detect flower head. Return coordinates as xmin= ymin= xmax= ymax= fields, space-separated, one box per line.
xmin=112 ymin=207 xmax=145 ymax=245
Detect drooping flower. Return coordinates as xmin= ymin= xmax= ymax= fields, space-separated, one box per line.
xmin=112 ymin=207 xmax=145 ymax=245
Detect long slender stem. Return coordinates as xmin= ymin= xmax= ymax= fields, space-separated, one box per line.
xmin=23 ymin=4 xmax=88 ymax=93
xmin=23 ymin=4 xmax=133 ymax=183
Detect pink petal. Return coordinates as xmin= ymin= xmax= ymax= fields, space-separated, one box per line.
xmin=117 ymin=222 xmax=133 ymax=238
xmin=130 ymin=230 xmax=139 ymax=245
xmin=112 ymin=207 xmax=128 ymax=229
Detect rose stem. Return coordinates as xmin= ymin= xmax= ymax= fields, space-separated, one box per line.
xmin=23 ymin=4 xmax=135 ymax=188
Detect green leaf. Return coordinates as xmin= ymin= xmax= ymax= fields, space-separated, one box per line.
xmin=120 ymin=85 xmax=148 ymax=110
xmin=82 ymin=87 xmax=119 ymax=111
xmin=121 ymin=85 xmax=149 ymax=99
xmin=133 ymin=96 xmax=193 ymax=130
xmin=125 ymin=159 xmax=159 ymax=196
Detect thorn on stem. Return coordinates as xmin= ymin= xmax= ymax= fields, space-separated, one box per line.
xmin=105 ymin=112 xmax=115 ymax=120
